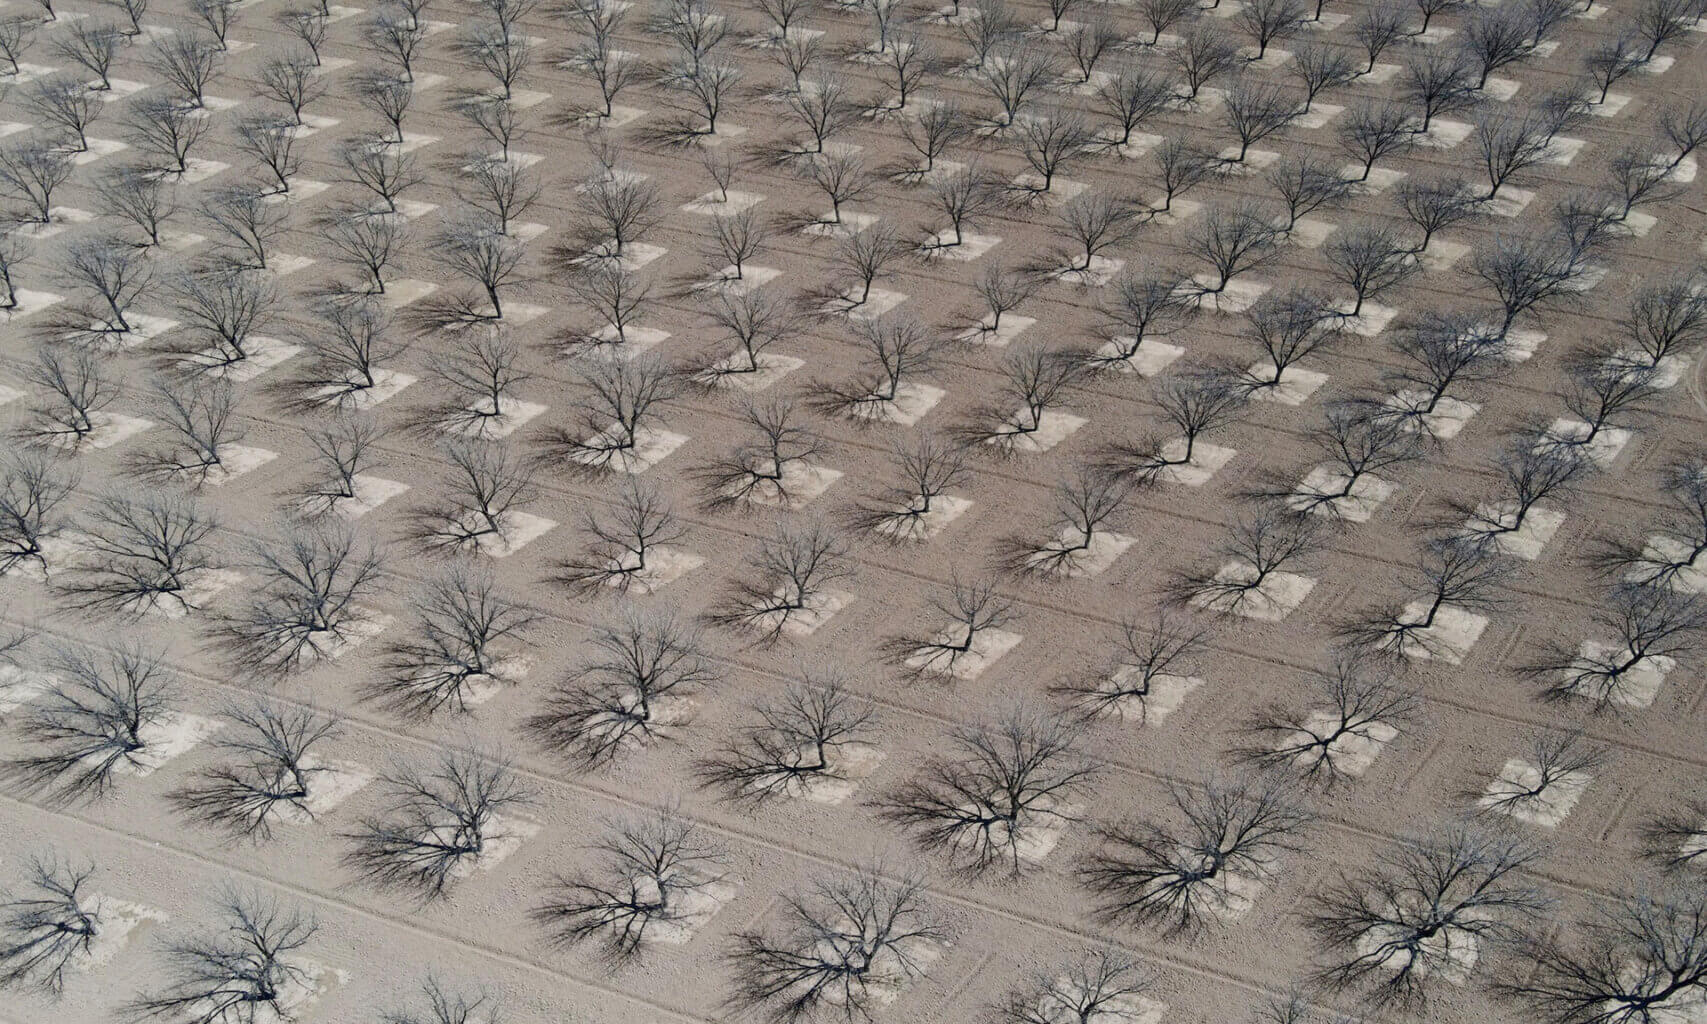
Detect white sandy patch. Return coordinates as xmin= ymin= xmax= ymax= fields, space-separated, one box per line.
xmin=76 ymin=895 xmax=168 ymax=972
xmin=150 ymin=568 xmax=244 ymax=620
xmin=695 ymin=265 xmax=783 ymax=292
xmin=847 ymin=383 xmax=944 ymax=426
xmin=1339 ymin=301 xmax=1401 ymax=337
xmin=1288 ymin=467 xmax=1395 ymax=522
xmin=189 ymin=334 xmax=301 ymax=380
xmin=1142 ymin=197 xmax=1202 ymax=227
xmin=738 ymin=464 xmax=842 ymax=507
xmin=873 ymin=495 xmax=973 ymax=541
xmin=1630 ymin=535 xmax=1707 ymax=593
xmin=1481 ymin=187 xmax=1537 ymax=218
xmin=1396 ymin=603 xmax=1488 ymax=665
xmin=468 ymin=510 xmax=556 ymax=557
xmin=2 ymin=289 xmax=65 ymax=319
xmin=0 ymin=663 xmax=53 ymax=715
xmin=1464 ymin=504 xmax=1565 ymax=560
xmin=570 ymin=425 xmax=690 ymax=474
xmin=1415 ymin=119 xmax=1472 ymax=149
xmin=270 ymin=254 xmax=317 ymax=277
xmin=1025 ymin=529 xmax=1134 ymax=577
xmin=1480 ymin=758 xmax=1591 ymax=827
xmin=830 ymin=287 xmax=908 ymax=320
xmin=65 ymin=137 xmax=128 ymax=165
xmin=1564 ymin=642 xmax=1674 ymax=709
xmin=800 ymin=211 xmax=879 ymax=238
xmin=1095 ymin=669 xmax=1203 ymax=726
xmin=1481 ymin=77 xmax=1521 ymax=103
xmin=1539 ymin=418 xmax=1630 ymax=467
xmin=752 ymin=589 xmax=854 ymax=638
xmin=905 ymin=627 xmax=1022 ymax=679
xmin=49 ymin=411 xmax=154 ymax=451
xmin=276 ymin=759 xmax=376 ymax=823
xmin=1343 ymin=166 xmax=1407 ymax=193
xmin=111 ymin=713 xmax=223 ymax=776
xmin=1386 ymin=390 xmax=1479 ymax=440
xmin=603 ymin=546 xmax=705 ymax=595
xmin=1056 ymin=255 xmax=1122 ymax=287
xmin=681 ymin=190 xmax=766 ymax=216
xmin=1350 ymin=899 xmax=1478 ymax=985
xmin=1286 ymin=713 xmax=1397 ymax=777
xmin=1193 ymin=277 xmax=1270 ymax=314
xmin=312 ymin=369 xmax=416 ymax=410
xmin=988 ymin=410 xmax=1085 ymax=453
xmin=704 ymin=352 xmax=804 ymax=391
xmin=1292 ymin=103 xmax=1342 ymax=131
xmin=1247 ymin=365 xmax=1329 ymax=405
xmin=380 ymin=279 xmax=439 ymax=310
xmin=201 ymin=446 xmax=279 ymax=487
xmin=446 ymin=399 xmax=547 ymax=439
xmin=1153 ymin=440 xmax=1237 ymax=487
xmin=1285 ymin=218 xmax=1337 ymax=249
xmin=921 ymin=231 xmax=1002 ymax=262
xmin=16 ymin=206 xmax=95 ymax=240
xmin=957 ymin=315 xmax=1035 ymax=347
xmin=1093 ymin=339 xmax=1183 ymax=377
xmin=1189 ymin=562 xmax=1315 ymax=621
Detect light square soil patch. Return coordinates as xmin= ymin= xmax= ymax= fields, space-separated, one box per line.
xmin=1056 ymin=255 xmax=1123 ymax=287
xmin=569 ymin=426 xmax=690 ymax=474
xmin=1287 ymin=467 xmax=1396 ymax=522
xmin=695 ymin=265 xmax=783 ymax=292
xmin=1188 ymin=562 xmax=1316 ymax=621
xmin=604 ymin=546 xmax=706 ymax=594
xmin=1247 ymin=365 xmax=1329 ymax=405
xmin=75 ymin=896 xmax=168 ymax=972
xmin=1025 ymin=529 xmax=1134 ymax=577
xmin=1396 ymin=603 xmax=1488 ymax=665
xmin=987 ymin=411 xmax=1086 ymax=454
xmin=277 ymin=759 xmax=376 ymax=823
xmin=1342 ymin=166 xmax=1407 ymax=193
xmin=920 ymin=231 xmax=1002 ymax=262
xmin=0 ymin=664 xmax=53 ymax=715
xmin=1540 ymin=419 xmax=1630 ymax=467
xmin=681 ymin=190 xmax=766 ymax=215
xmin=752 ymin=589 xmax=854 ymax=637
xmin=1564 ymin=642 xmax=1673 ymax=708
xmin=471 ymin=511 xmax=557 ymax=557
xmin=55 ymin=411 xmax=154 ymax=451
xmin=151 ymin=568 xmax=245 ymax=620
xmin=1629 ymin=535 xmax=1707 ymax=593
xmin=0 ymin=289 xmax=63 ymax=319
xmin=17 ymin=206 xmax=95 ymax=240
xmin=1386 ymin=390 xmax=1479 ymax=440
xmin=193 ymin=336 xmax=302 ymax=382
xmin=1094 ymin=339 xmax=1183 ymax=376
xmin=1094 ymin=669 xmax=1204 ymax=726
xmin=1292 ymin=103 xmax=1342 ymax=130
xmin=382 ymin=280 xmax=440 ymax=308
xmin=1464 ymin=505 xmax=1566 ymax=560
xmin=329 ymin=475 xmax=411 ymax=519
xmin=848 ymin=383 xmax=945 ymax=426
xmin=702 ymin=353 xmax=805 ymax=391
xmin=872 ymin=495 xmax=973 ymax=541
xmin=742 ymin=464 xmax=843 ymax=507
xmin=446 ymin=399 xmax=548 ymax=439
xmin=1483 ymin=187 xmax=1538 ymax=218
xmin=1285 ymin=714 xmax=1397 ymax=777
xmin=202 ymin=446 xmax=280 ymax=488
xmin=1193 ymin=277 xmax=1271 ymax=314
xmin=313 ymin=369 xmax=417 ymax=410
xmin=957 ymin=316 xmax=1035 ymax=346
xmin=67 ymin=137 xmax=129 ymax=165
xmin=801 ymin=212 xmax=880 ymax=238
xmin=1339 ymin=301 xmax=1401 ymax=337
xmin=1285 ymin=218 xmax=1337 ymax=249
xmin=1154 ymin=440 xmax=1237 ymax=487
xmin=1480 ymin=758 xmax=1591 ymax=827
xmin=1415 ymin=119 xmax=1473 ymax=149
xmin=905 ymin=627 xmax=1023 ymax=680
xmin=115 ymin=713 xmax=224 ymax=776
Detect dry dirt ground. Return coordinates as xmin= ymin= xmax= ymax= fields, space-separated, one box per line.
xmin=1 ymin=0 xmax=1706 ymax=1020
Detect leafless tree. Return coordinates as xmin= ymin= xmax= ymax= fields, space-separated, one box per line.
xmin=147 ymin=30 xmax=225 ymax=109
xmin=767 ymin=28 xmax=821 ymax=95
xmin=1475 ymin=729 xmax=1607 ymax=821
xmin=546 ymin=354 xmax=679 ymax=475
xmin=1291 ymin=42 xmax=1357 ymax=114
xmin=49 ymin=241 xmax=138 ymax=333
xmin=999 ymin=949 xmax=1159 ymax=1024
xmin=18 ymin=345 xmax=111 ymax=451
xmin=0 ymin=16 xmax=39 ymax=77
xmin=800 ymin=149 xmax=875 ymax=228
xmin=220 ymin=522 xmax=387 ymax=674
xmin=528 ymin=605 xmax=720 ymax=765
xmin=703 ymin=207 xmax=771 ymax=283
xmin=657 ymin=57 xmax=740 ymax=141
xmin=1613 ymin=275 xmax=1707 ymax=372
xmin=1039 ymin=190 xmax=1140 ymax=278
xmin=707 ymin=521 xmax=850 ymax=645
xmin=1460 ymin=6 xmax=1533 ymax=91
xmin=1237 ymin=287 xmax=1341 ymax=393
xmin=1470 ymin=233 xmax=1579 ymax=338
xmin=1497 ymin=883 xmax=1707 ymax=1024
xmin=1472 ymin=109 xmax=1554 ymax=202
xmin=354 ymin=72 xmax=415 ymax=145
xmin=319 ymin=203 xmax=408 ymax=297
xmin=1641 ymin=800 xmax=1707 ymax=870
xmin=885 ymin=707 xmax=1097 ymax=874
xmin=124 ymin=93 xmax=212 ymax=177
xmin=0 ymin=854 xmax=100 ymax=994
xmin=367 ymin=563 xmax=535 ymax=718
xmin=1145 ymin=136 xmax=1218 ymax=218
xmin=1325 ymin=223 xmax=1417 ymax=318
xmin=1271 ymin=402 xmax=1423 ymax=517
xmin=382 ymin=977 xmax=503 ymax=1024
xmin=1530 ymin=585 xmax=1705 ymax=710
xmin=817 ymin=223 xmax=909 ymax=316
xmin=1083 ymin=269 xmax=1192 ymax=372
xmin=366 ymin=7 xmax=426 ymax=82
xmin=1003 ymin=468 xmax=1131 ymax=578
xmin=691 ymin=287 xmax=798 ymax=386
xmin=1342 ymin=536 xmax=1515 ymax=659
xmin=1238 ymin=0 xmax=1308 ymax=59
xmin=566 ymin=171 xmax=660 ymax=263
xmin=1377 ymin=311 xmax=1506 ymax=432
xmin=252 ymin=54 xmax=325 ymax=127
xmin=781 ymin=74 xmax=859 ymax=157
xmin=1395 ymin=176 xmax=1478 ymax=254
xmin=916 ymin=165 xmax=999 ymax=256
xmin=1311 ymin=824 xmax=1546 ymax=1007
xmin=0 ymin=233 xmax=24 ymax=311
xmin=1593 ymin=455 xmax=1707 ymax=589
xmin=420 ymin=326 xmax=531 ymax=438
xmin=958 ymin=344 xmax=1084 ymax=454
xmin=96 ymin=164 xmax=179 ymax=249
xmin=425 ymin=214 xmax=527 ymax=324
xmin=896 ymin=99 xmax=969 ymax=177
xmin=1172 ymin=23 xmax=1241 ymax=103
xmin=1657 ymin=99 xmax=1707 ymax=177
xmin=28 ymin=74 xmax=102 ymax=155
xmin=1137 ymin=0 xmax=1198 ymax=44
xmin=701 ymin=399 xmax=831 ymax=510
xmin=958 ymin=263 xmax=1039 ymax=341
xmin=57 ymin=493 xmax=219 ymax=617
xmin=885 ymin=575 xmax=1018 ymax=678
xmin=199 ymin=184 xmax=292 ymax=272
xmin=5 ymin=644 xmax=177 ymax=803
xmin=1633 ymin=0 xmax=1698 ymax=61
xmin=1348 ymin=3 xmax=1406 ymax=74
xmin=535 ymin=811 xmax=726 ymax=958
xmin=1541 ymin=358 xmax=1659 ymax=458
xmin=1062 ymin=20 xmax=1117 ymax=85
xmin=555 ymin=480 xmax=686 ymax=595
xmin=974 ymin=43 xmax=1059 ymax=132
xmin=700 ymin=677 xmax=877 ymax=802
xmin=285 ymin=298 xmax=409 ymax=412
xmin=1008 ymin=111 xmax=1094 ymax=201
xmin=338 ymin=138 xmax=423 ymax=216
xmin=231 ymin=114 xmax=303 ymax=197
xmin=556 ymin=262 xmax=651 ymax=355
xmin=1450 ymin=439 xmax=1586 ymax=549
xmin=413 ymin=438 xmax=538 ymax=554
xmin=276 ymin=6 xmax=330 ymax=65
xmin=345 ymin=750 xmax=529 ymax=899
xmin=1583 ymin=35 xmax=1644 ymax=105
xmin=1175 ymin=505 xmax=1323 ymax=615
xmin=731 ymin=869 xmax=943 ymax=1023
xmin=0 ymin=140 xmax=72 ymax=226
xmin=128 ymin=893 xmax=317 ymax=1024
xmin=1338 ymin=101 xmax=1415 ymax=183
xmin=169 ymin=704 xmax=341 ymax=840
xmin=454 ymin=20 xmax=533 ymax=103
xmin=167 ymin=264 xmax=279 ymax=370
xmin=1103 ymin=370 xmax=1248 ymax=484
xmin=1267 ymin=154 xmax=1352 ymax=232
xmin=0 ymin=453 xmax=76 ymax=579
xmin=654 ymin=0 xmax=728 ymax=70
xmin=1081 ymin=773 xmax=1312 ymax=933
xmin=850 ymin=432 xmax=970 ymax=541
xmin=1052 ymin=613 xmax=1213 ymax=724
xmin=1094 ymin=64 xmax=1177 ymax=154
xmin=564 ymin=16 xmax=644 ymax=121
xmin=956 ymin=0 xmax=1019 ymax=68
xmin=1184 ymin=202 xmax=1283 ymax=300
xmin=50 ymin=22 xmax=121 ymax=91
xmin=1238 ymin=656 xmax=1419 ymax=784
xmin=288 ymin=415 xmax=385 ymax=520
xmin=1400 ymin=53 xmax=1480 ymax=134
xmin=190 ymin=0 xmax=241 ymax=48
xmin=813 ymin=314 xmax=942 ymax=421
xmin=129 ymin=377 xmax=246 ymax=487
